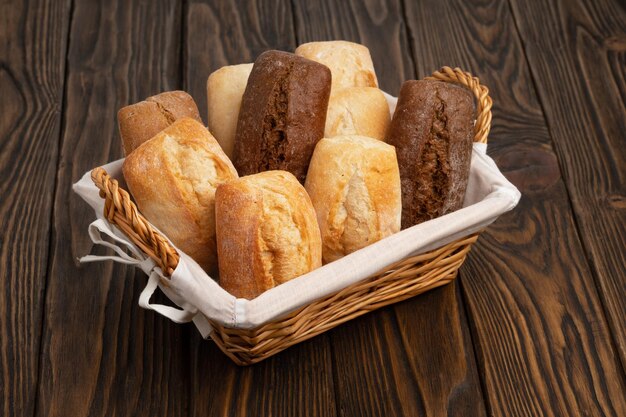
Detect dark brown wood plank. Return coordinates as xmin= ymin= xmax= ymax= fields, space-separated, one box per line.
xmin=185 ymin=0 xmax=297 ymax=123
xmin=291 ymin=0 xmax=414 ymax=94
xmin=326 ymin=283 xmax=486 ymax=417
xmin=35 ymin=2 xmax=192 ymax=417
xmin=402 ymin=0 xmax=626 ymax=415
xmin=185 ymin=2 xmax=337 ymax=416
xmin=393 ymin=283 xmax=488 ymax=416
xmin=324 ymin=311 xmax=423 ymax=417
xmin=508 ymin=0 xmax=626 ymax=370
xmin=0 ymin=0 xmax=70 ymax=415
xmin=291 ymin=1 xmax=487 ymax=416
xmin=191 ymin=336 xmax=336 ymax=416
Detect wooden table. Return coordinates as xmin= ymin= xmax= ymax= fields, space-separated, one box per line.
xmin=1 ymin=0 xmax=625 ymax=416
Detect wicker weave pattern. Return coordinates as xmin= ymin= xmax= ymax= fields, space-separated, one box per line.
xmin=90 ymin=67 xmax=492 ymax=365
xmin=210 ymin=234 xmax=478 ymax=365
xmin=91 ymin=168 xmax=180 ymax=276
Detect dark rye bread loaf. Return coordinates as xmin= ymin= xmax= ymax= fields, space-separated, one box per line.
xmin=386 ymin=80 xmax=475 ymax=229
xmin=232 ymin=50 xmax=331 ymax=183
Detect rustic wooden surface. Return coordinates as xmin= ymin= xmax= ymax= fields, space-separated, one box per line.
xmin=1 ymin=0 xmax=624 ymax=416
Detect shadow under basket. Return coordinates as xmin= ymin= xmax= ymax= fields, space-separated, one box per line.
xmin=90 ymin=67 xmax=493 ymax=366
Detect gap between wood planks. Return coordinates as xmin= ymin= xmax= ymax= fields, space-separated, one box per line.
xmin=32 ymin=0 xmax=75 ymax=414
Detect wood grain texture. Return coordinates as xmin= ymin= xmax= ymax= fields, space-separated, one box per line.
xmin=402 ymin=0 xmax=626 ymax=415
xmin=35 ymin=2 xmax=192 ymax=417
xmin=326 ymin=283 xmax=486 ymax=417
xmin=185 ymin=0 xmax=297 ymax=122
xmin=291 ymin=0 xmax=414 ymax=94
xmin=508 ymin=0 xmax=626 ymax=370
xmin=291 ymin=1 xmax=487 ymax=416
xmin=0 ymin=0 xmax=70 ymax=416
xmin=326 ymin=310 xmax=423 ymax=417
xmin=184 ymin=2 xmax=338 ymax=416
xmin=2 ymin=1 xmax=624 ymax=416
xmin=190 ymin=336 xmax=335 ymax=416
xmin=392 ymin=283 xmax=487 ymax=417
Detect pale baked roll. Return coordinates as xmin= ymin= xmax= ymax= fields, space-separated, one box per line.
xmin=305 ymin=135 xmax=401 ymax=263
xmin=295 ymin=41 xmax=378 ymax=93
xmin=207 ymin=63 xmax=253 ymax=158
xmin=325 ymin=87 xmax=390 ymax=140
xmin=118 ymin=90 xmax=202 ymax=155
xmin=215 ymin=170 xmax=322 ymax=299
xmin=122 ymin=117 xmax=238 ymax=274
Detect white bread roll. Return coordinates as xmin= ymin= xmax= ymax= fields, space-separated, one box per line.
xmin=305 ymin=135 xmax=401 ymax=263
xmin=206 ymin=63 xmax=253 ymax=158
xmin=123 ymin=117 xmax=238 ymax=274
xmin=325 ymin=87 xmax=390 ymax=140
xmin=216 ymin=171 xmax=322 ymax=299
xmin=295 ymin=41 xmax=378 ymax=93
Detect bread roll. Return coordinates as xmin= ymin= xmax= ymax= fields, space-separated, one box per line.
xmin=118 ymin=90 xmax=202 ymax=155
xmin=295 ymin=41 xmax=378 ymax=93
xmin=325 ymin=87 xmax=390 ymax=140
xmin=305 ymin=135 xmax=401 ymax=263
xmin=385 ymin=80 xmax=475 ymax=229
xmin=122 ymin=117 xmax=238 ymax=274
xmin=233 ymin=50 xmax=331 ymax=184
xmin=207 ymin=63 xmax=253 ymax=158
xmin=215 ymin=170 xmax=322 ymax=299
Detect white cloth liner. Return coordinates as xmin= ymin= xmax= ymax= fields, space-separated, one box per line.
xmin=72 ymin=95 xmax=520 ymax=337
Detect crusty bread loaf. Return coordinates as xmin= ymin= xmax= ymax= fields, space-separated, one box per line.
xmin=325 ymin=87 xmax=390 ymax=140
xmin=118 ymin=90 xmax=202 ymax=155
xmin=295 ymin=41 xmax=378 ymax=94
xmin=385 ymin=80 xmax=475 ymax=229
xmin=305 ymin=135 xmax=401 ymax=263
xmin=207 ymin=63 xmax=253 ymax=158
xmin=215 ymin=170 xmax=322 ymax=299
xmin=232 ymin=50 xmax=331 ymax=183
xmin=122 ymin=117 xmax=238 ymax=274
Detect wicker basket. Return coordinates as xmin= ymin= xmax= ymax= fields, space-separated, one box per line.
xmin=90 ymin=67 xmax=492 ymax=365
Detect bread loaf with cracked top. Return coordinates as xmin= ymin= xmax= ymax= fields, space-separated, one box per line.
xmin=232 ymin=50 xmax=331 ymax=183
xmin=385 ymin=80 xmax=475 ymax=228
xmin=118 ymin=90 xmax=202 ymax=155
xmin=324 ymin=87 xmax=390 ymax=140
xmin=295 ymin=41 xmax=378 ymax=94
xmin=305 ymin=135 xmax=401 ymax=263
xmin=215 ymin=170 xmax=322 ymax=299
xmin=122 ymin=117 xmax=238 ymax=274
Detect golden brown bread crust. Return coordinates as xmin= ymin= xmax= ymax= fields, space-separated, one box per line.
xmin=305 ymin=135 xmax=401 ymax=263
xmin=118 ymin=90 xmax=202 ymax=155
xmin=325 ymin=87 xmax=390 ymax=140
xmin=232 ymin=50 xmax=331 ymax=184
xmin=207 ymin=63 xmax=253 ymax=158
xmin=215 ymin=170 xmax=322 ymax=299
xmin=295 ymin=41 xmax=378 ymax=94
xmin=122 ymin=117 xmax=238 ymax=274
xmin=385 ymin=80 xmax=475 ymax=228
